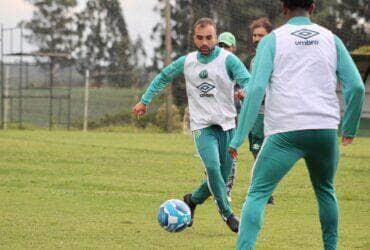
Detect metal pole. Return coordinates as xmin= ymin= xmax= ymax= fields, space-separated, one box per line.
xmin=67 ymin=38 xmax=72 ymax=130
xmin=25 ymin=62 xmax=29 ymax=89
xmin=1 ymin=24 xmax=4 ymax=129
xmin=83 ymin=69 xmax=89 ymax=132
xmin=49 ymin=59 xmax=53 ymax=130
xmin=10 ymin=97 xmax=13 ymax=122
xmin=57 ymin=97 xmax=62 ymax=125
xmin=3 ymin=66 xmax=9 ymax=129
xmin=165 ymin=0 xmax=173 ymax=132
xmin=187 ymin=0 xmax=194 ymax=52
xmin=19 ymin=26 xmax=23 ymax=129
xmin=10 ymin=28 xmax=13 ymax=53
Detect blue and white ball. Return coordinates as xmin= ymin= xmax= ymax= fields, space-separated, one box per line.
xmin=157 ymin=199 xmax=192 ymax=233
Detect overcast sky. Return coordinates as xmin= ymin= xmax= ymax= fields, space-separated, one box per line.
xmin=0 ymin=0 xmax=160 ymax=59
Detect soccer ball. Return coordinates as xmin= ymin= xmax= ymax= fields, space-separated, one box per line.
xmin=157 ymin=199 xmax=192 ymax=233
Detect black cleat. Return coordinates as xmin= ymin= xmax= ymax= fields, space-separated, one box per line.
xmin=226 ymin=214 xmax=239 ymax=233
xmin=267 ymin=195 xmax=275 ymax=205
xmin=183 ymin=193 xmax=196 ymax=227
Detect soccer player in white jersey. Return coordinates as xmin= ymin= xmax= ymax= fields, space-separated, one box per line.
xmin=132 ymin=18 xmax=250 ymax=233
xmin=228 ymin=0 xmax=365 ymax=249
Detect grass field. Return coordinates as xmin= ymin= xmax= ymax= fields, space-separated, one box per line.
xmin=0 ymin=130 xmax=369 ymax=249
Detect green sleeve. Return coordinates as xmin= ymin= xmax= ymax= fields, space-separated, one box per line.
xmin=141 ymin=56 xmax=186 ymax=105
xmin=229 ymin=33 xmax=276 ymax=150
xmin=225 ymin=53 xmax=251 ymax=90
xmin=335 ymin=35 xmax=365 ymax=137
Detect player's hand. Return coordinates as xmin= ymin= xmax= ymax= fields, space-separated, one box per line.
xmin=342 ymin=136 xmax=354 ymax=146
xmin=235 ymin=90 xmax=245 ymax=101
xmin=228 ymin=147 xmax=238 ymax=159
xmin=132 ymin=102 xmax=147 ymax=118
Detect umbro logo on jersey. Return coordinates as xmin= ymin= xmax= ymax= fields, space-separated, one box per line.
xmin=197 ymin=82 xmax=215 ymax=97
xmin=291 ymin=29 xmax=320 ymax=46
xmin=291 ymin=29 xmax=319 ymax=39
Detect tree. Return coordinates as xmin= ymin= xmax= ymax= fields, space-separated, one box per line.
xmin=75 ymin=0 xmax=108 ymax=85
xmin=102 ymin=0 xmax=135 ymax=87
xmin=75 ymin=0 xmax=139 ymax=87
xmin=23 ymin=0 xmax=78 ymax=66
xmin=334 ymin=0 xmax=369 ymax=50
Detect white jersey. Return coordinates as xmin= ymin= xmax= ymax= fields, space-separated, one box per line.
xmin=184 ymin=49 xmax=236 ymax=131
xmin=264 ymin=23 xmax=339 ymax=136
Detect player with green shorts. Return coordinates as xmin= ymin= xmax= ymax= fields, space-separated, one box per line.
xmin=133 ymin=18 xmax=250 ymax=233
xmin=229 ymin=0 xmax=365 ymax=249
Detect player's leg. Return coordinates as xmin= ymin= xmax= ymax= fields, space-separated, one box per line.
xmin=217 ymin=127 xmax=240 ymax=232
xmin=237 ymin=133 xmax=304 ymax=250
xmin=248 ymin=114 xmax=274 ymax=205
xmin=226 ymin=159 xmax=237 ymax=201
xmin=304 ymin=130 xmax=339 ymax=250
xmin=189 ymin=126 xmax=233 ymax=220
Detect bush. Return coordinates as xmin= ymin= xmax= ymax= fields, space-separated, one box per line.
xmin=154 ymin=103 xmax=182 ymax=131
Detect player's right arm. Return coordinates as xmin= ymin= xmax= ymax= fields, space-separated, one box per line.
xmin=132 ymin=56 xmax=186 ymax=117
xmin=335 ymin=35 xmax=365 ymax=145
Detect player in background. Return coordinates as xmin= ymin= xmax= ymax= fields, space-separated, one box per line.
xmin=228 ymin=0 xmax=365 ymax=249
xmin=132 ymin=18 xmax=250 ymax=233
xmin=248 ymin=17 xmax=275 ymax=205
xmin=217 ymin=32 xmax=243 ymax=202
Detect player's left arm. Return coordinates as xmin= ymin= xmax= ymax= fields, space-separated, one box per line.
xmin=335 ymin=35 xmax=365 ymax=144
xmin=225 ymin=53 xmax=251 ymax=92
xmin=229 ymin=33 xmax=275 ymax=157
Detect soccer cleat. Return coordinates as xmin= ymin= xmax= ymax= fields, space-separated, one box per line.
xmin=226 ymin=214 xmax=239 ymax=233
xmin=183 ymin=193 xmax=197 ymax=227
xmin=267 ymin=195 xmax=275 ymax=205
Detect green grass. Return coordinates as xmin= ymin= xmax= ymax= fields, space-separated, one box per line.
xmin=0 ymin=130 xmax=369 ymax=249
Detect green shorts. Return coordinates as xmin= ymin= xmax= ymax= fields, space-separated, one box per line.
xmin=248 ymin=114 xmax=264 ymax=154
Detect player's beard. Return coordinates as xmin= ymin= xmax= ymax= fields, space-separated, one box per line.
xmin=253 ymin=41 xmax=259 ymax=50
xmin=198 ymin=45 xmax=215 ymax=56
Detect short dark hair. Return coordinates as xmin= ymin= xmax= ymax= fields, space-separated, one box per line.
xmin=193 ymin=18 xmax=217 ymax=33
xmin=281 ymin=0 xmax=315 ymax=10
xmin=249 ymin=17 xmax=273 ymax=33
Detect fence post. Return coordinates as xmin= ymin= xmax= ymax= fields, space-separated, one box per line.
xmin=83 ymin=69 xmax=89 ymax=132
xmin=165 ymin=0 xmax=173 ymax=132
xmin=1 ymin=24 xmax=4 ymax=129
xmin=3 ymin=66 xmax=9 ymax=129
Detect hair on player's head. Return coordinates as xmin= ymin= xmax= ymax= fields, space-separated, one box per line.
xmin=193 ymin=18 xmax=217 ymax=33
xmin=281 ymin=0 xmax=315 ymax=11
xmin=249 ymin=17 xmax=273 ymax=33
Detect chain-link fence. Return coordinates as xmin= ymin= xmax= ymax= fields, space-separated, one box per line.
xmin=0 ymin=1 xmax=369 ymax=132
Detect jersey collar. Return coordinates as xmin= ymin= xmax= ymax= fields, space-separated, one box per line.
xmin=197 ymin=46 xmax=221 ymax=64
xmin=287 ymin=16 xmax=313 ymax=25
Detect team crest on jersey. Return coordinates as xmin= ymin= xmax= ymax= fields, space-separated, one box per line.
xmin=197 ymin=82 xmax=215 ymax=97
xmin=199 ymin=70 xmax=208 ymax=79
